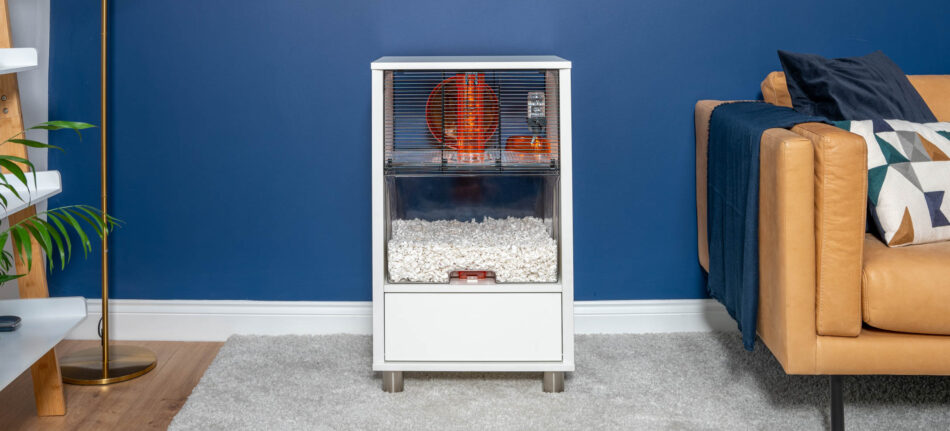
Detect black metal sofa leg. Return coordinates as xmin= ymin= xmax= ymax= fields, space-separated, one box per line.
xmin=830 ymin=375 xmax=844 ymax=431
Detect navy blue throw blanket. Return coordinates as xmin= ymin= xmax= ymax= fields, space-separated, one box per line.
xmin=706 ymin=102 xmax=826 ymax=350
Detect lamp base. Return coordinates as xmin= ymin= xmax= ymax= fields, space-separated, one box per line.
xmin=60 ymin=345 xmax=157 ymax=385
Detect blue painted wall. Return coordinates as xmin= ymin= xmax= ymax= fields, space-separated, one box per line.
xmin=48 ymin=0 xmax=949 ymax=301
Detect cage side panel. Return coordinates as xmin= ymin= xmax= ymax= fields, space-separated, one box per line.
xmin=558 ymin=68 xmax=574 ymax=368
xmin=372 ymin=69 xmax=385 ymax=368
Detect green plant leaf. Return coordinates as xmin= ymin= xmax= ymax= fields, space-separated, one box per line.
xmin=32 ymin=121 xmax=95 ymax=130
xmin=11 ymin=225 xmax=32 ymax=270
xmin=0 ymin=205 xmax=118 ymax=277
xmin=0 ymin=252 xmax=12 ymax=272
xmin=2 ymin=250 xmax=13 ymax=273
xmin=0 ymin=177 xmax=24 ymax=203
xmin=0 ymin=155 xmax=38 ymax=165
xmin=0 ymin=274 xmax=24 ymax=283
xmin=0 ymin=155 xmax=38 ymax=191
xmin=75 ymin=206 xmax=111 ymax=235
xmin=41 ymin=219 xmax=66 ymax=270
xmin=6 ymin=139 xmax=64 ymax=152
xmin=45 ymin=212 xmax=72 ymax=262
xmin=23 ymin=221 xmax=52 ymax=270
xmin=0 ymin=234 xmax=8 ymax=272
xmin=67 ymin=208 xmax=104 ymax=238
xmin=0 ymin=158 xmax=29 ymax=191
xmin=57 ymin=210 xmax=91 ymax=255
xmin=29 ymin=121 xmax=95 ymax=138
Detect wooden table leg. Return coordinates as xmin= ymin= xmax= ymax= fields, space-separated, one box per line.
xmin=29 ymin=349 xmax=66 ymax=416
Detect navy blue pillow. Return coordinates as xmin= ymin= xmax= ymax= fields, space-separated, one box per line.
xmin=778 ymin=50 xmax=937 ymax=122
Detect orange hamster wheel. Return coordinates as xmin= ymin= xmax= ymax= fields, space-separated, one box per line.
xmin=425 ymin=73 xmax=499 ymax=155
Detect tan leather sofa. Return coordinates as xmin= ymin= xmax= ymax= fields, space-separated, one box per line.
xmin=695 ymin=73 xmax=950 ymax=427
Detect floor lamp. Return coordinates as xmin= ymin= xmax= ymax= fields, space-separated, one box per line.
xmin=58 ymin=0 xmax=157 ymax=385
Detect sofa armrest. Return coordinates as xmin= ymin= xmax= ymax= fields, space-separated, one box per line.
xmin=696 ymin=100 xmax=820 ymax=371
xmin=791 ymin=122 xmax=867 ymax=337
xmin=695 ymin=100 xmax=728 ymax=272
xmin=757 ymin=127 xmax=817 ymax=373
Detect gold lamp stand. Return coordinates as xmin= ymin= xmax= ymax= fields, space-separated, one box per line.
xmin=59 ymin=0 xmax=157 ymax=386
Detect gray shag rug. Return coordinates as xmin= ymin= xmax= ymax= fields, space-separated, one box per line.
xmin=170 ymin=333 xmax=949 ymax=430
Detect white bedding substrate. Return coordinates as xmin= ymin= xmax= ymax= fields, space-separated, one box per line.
xmin=387 ymin=216 xmax=558 ymax=283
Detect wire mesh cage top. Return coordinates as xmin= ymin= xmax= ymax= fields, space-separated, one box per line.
xmin=384 ymin=69 xmax=560 ymax=174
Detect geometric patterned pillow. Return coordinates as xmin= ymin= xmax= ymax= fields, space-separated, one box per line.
xmin=834 ymin=119 xmax=950 ymax=246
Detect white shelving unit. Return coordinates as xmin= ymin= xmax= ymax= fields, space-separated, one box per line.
xmin=0 ymin=8 xmax=75 ymax=414
xmin=0 ymin=170 xmax=62 ymax=218
xmin=0 ymin=47 xmax=38 ymax=75
xmin=0 ymin=297 xmax=87 ymax=389
xmin=0 ymin=170 xmax=70 ymax=391
xmin=371 ymin=56 xmax=574 ymax=392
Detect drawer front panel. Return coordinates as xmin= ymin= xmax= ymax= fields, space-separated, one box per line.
xmin=384 ymin=293 xmax=562 ymax=361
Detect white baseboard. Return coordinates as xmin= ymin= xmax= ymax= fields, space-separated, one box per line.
xmin=573 ymin=299 xmax=737 ymax=334
xmin=67 ymin=298 xmax=736 ymax=342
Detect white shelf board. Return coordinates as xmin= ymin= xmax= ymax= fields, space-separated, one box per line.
xmin=0 ymin=48 xmax=38 ymax=75
xmin=0 ymin=170 xmax=62 ymax=219
xmin=371 ymin=55 xmax=571 ymax=70
xmin=0 ymin=297 xmax=86 ymax=389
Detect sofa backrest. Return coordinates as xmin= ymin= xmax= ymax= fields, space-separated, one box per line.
xmin=761 ymin=72 xmax=950 ymax=122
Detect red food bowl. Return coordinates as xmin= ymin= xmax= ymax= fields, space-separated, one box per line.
xmin=506 ymin=135 xmax=551 ymax=154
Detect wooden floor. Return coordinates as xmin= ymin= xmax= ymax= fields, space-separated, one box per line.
xmin=0 ymin=340 xmax=222 ymax=430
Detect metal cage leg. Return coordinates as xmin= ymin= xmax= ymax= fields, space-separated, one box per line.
xmin=542 ymin=372 xmax=565 ymax=393
xmin=382 ymin=371 xmax=404 ymax=393
xmin=830 ymin=375 xmax=844 ymax=431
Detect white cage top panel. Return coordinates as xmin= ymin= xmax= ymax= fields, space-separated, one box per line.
xmin=372 ymin=56 xmax=571 ymax=70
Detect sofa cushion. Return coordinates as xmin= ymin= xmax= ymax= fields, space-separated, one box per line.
xmin=761 ymin=72 xmax=950 ymax=122
xmin=863 ymin=234 xmax=950 ymax=335
xmin=835 ymin=119 xmax=950 ymax=246
xmin=777 ymin=50 xmax=937 ymax=122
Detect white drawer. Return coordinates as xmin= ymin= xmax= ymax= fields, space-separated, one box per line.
xmin=384 ymin=293 xmax=562 ymax=361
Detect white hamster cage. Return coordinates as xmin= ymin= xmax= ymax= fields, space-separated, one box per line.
xmin=371 ymin=56 xmax=573 ymax=392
